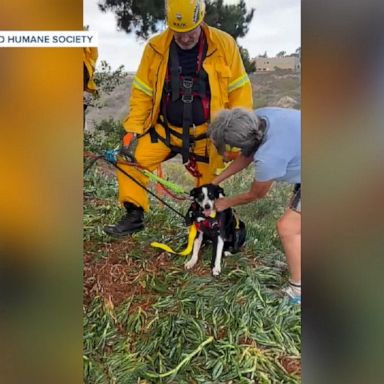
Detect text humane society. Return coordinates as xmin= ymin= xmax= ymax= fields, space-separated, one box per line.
xmin=0 ymin=35 xmax=94 ymax=44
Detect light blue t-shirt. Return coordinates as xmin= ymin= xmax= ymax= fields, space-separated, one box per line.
xmin=253 ymin=107 xmax=301 ymax=184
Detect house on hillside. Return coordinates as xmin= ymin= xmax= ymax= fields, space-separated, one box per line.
xmin=254 ymin=56 xmax=301 ymax=72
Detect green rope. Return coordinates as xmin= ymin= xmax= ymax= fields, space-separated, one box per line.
xmin=142 ymin=169 xmax=186 ymax=195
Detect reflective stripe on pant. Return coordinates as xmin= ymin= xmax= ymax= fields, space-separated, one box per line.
xmin=117 ymin=122 xmax=221 ymax=211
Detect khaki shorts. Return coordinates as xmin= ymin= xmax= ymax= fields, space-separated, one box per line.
xmin=289 ymin=183 xmax=301 ymax=213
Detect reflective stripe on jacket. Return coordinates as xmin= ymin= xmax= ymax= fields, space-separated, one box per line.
xmin=123 ymin=23 xmax=253 ymax=134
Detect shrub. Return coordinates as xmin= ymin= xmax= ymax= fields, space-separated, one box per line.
xmin=84 ymin=119 xmax=125 ymax=153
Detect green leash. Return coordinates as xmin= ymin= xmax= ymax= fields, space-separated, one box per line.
xmin=104 ymin=149 xmax=188 ymax=196
xmin=141 ymin=169 xmax=186 ymax=195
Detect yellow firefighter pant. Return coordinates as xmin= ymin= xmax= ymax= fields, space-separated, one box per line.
xmin=117 ymin=122 xmax=223 ymax=211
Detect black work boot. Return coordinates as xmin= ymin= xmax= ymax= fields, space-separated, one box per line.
xmin=104 ymin=202 xmax=144 ymax=237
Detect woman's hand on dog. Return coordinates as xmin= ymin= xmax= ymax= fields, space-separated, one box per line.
xmin=214 ymin=197 xmax=230 ymax=212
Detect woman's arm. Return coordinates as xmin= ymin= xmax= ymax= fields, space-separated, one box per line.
xmin=215 ymin=179 xmax=273 ymax=211
xmin=212 ymin=154 xmax=254 ymax=185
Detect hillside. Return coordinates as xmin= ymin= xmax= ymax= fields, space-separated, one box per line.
xmin=85 ymin=71 xmax=300 ymax=130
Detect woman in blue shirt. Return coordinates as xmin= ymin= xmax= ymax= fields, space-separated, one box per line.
xmin=209 ymin=107 xmax=301 ymax=304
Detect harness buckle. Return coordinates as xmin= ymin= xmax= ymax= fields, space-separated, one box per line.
xmin=181 ymin=94 xmax=194 ymax=103
xmin=182 ymin=77 xmax=193 ymax=89
xmin=181 ymin=77 xmax=194 ymax=103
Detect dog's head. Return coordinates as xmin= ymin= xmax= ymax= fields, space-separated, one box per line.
xmin=189 ymin=184 xmax=225 ymax=217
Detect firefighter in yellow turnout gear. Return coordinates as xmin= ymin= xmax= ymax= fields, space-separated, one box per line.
xmin=105 ymin=0 xmax=253 ymax=236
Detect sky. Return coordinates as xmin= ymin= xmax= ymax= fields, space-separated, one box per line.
xmin=84 ymin=0 xmax=300 ymax=72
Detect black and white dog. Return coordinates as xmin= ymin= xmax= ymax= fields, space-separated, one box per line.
xmin=184 ymin=184 xmax=246 ymax=276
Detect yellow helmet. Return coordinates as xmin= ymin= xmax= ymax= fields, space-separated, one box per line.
xmin=165 ymin=0 xmax=206 ymax=32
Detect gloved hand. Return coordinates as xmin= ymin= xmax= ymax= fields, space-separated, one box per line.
xmin=119 ymin=132 xmax=138 ymax=162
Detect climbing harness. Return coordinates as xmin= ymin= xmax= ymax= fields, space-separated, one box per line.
xmin=149 ymin=31 xmax=210 ymax=171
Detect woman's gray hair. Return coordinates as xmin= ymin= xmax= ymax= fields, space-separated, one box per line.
xmin=208 ymin=108 xmax=265 ymax=157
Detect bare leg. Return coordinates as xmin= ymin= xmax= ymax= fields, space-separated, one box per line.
xmin=277 ymin=209 xmax=301 ymax=283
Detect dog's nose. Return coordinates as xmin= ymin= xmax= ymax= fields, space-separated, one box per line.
xmin=204 ymin=204 xmax=211 ymax=209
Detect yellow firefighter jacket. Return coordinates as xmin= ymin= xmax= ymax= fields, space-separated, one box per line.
xmin=83 ymin=47 xmax=98 ymax=93
xmin=123 ymin=23 xmax=253 ymax=134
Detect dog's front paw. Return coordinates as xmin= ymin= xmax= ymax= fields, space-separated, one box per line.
xmin=212 ymin=267 xmax=221 ymax=276
xmin=185 ymin=260 xmax=197 ymax=270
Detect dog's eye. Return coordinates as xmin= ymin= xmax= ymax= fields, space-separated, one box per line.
xmin=208 ymin=193 xmax=214 ymax=199
xmin=197 ymin=193 xmax=204 ymax=201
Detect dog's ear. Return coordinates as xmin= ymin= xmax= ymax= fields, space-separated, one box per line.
xmin=215 ymin=185 xmax=225 ymax=198
xmin=189 ymin=187 xmax=199 ymax=199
